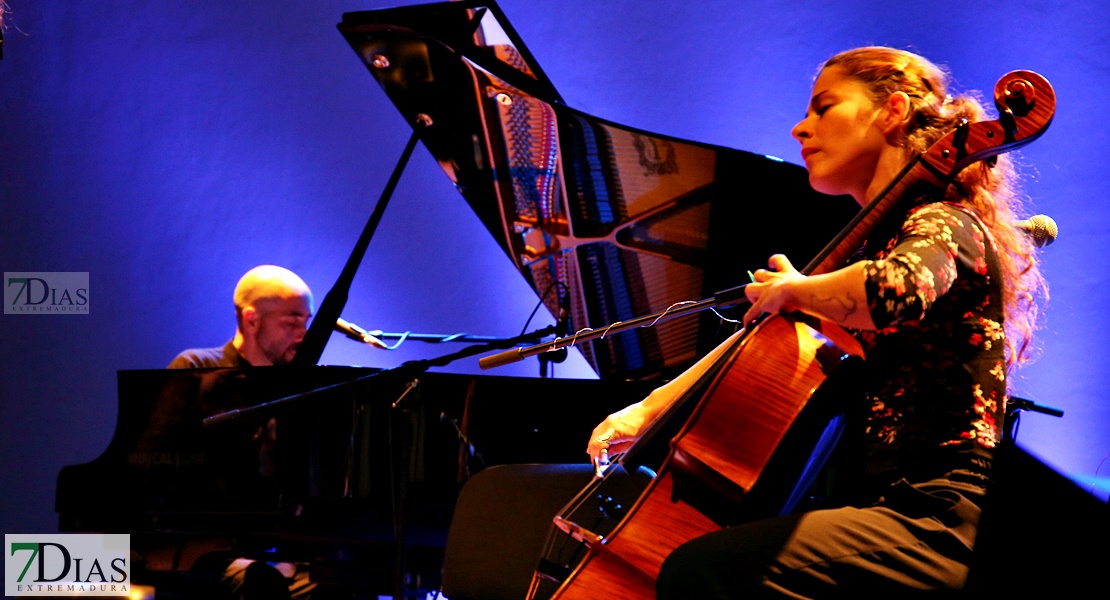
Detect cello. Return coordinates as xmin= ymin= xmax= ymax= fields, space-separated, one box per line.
xmin=529 ymin=69 xmax=1056 ymax=600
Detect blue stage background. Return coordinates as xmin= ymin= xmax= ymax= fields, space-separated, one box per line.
xmin=2 ymin=0 xmax=1107 ymax=540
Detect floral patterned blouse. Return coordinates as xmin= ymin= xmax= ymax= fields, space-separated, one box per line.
xmin=851 ymin=201 xmax=1006 ymax=493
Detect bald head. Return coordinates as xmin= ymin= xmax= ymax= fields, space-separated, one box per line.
xmin=234 ymin=265 xmax=313 ymax=313
xmin=233 ymin=265 xmax=314 ymax=365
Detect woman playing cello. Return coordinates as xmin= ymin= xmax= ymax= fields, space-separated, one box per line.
xmin=586 ymin=46 xmax=1046 ymax=597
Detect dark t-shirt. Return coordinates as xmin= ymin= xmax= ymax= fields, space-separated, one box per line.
xmin=167 ymin=339 xmax=250 ymax=369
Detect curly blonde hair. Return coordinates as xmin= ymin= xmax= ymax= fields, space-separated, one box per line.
xmin=823 ymin=46 xmax=1047 ymax=370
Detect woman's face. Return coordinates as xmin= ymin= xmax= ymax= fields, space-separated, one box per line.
xmin=791 ymin=66 xmax=892 ymax=204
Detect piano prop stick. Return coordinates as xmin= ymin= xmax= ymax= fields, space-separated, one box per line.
xmin=292 ymin=121 xmax=426 ymax=367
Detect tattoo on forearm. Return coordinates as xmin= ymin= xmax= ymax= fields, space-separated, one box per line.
xmin=807 ymin=293 xmax=858 ymax=323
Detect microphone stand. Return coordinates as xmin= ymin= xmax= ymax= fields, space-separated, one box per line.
xmin=369 ymin=331 xmax=527 ymax=344
xmin=479 ymin=283 xmax=751 ymax=370
xmin=277 ymin=115 xmax=425 ymax=599
xmin=349 ymin=328 xmax=572 ymax=377
xmin=1005 ymin=395 xmax=1064 ymax=444
xmin=204 ymin=321 xmax=564 ymax=600
xmin=204 ymin=322 xmax=564 ymax=426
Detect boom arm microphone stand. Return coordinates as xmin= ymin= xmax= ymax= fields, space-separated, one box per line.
xmin=479 ymin=284 xmax=752 ymax=370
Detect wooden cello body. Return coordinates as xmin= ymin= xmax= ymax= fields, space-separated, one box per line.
xmin=534 ymin=69 xmax=1056 ymax=600
xmin=545 ymin=315 xmax=864 ymax=599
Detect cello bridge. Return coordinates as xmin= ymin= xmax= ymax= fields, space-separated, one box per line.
xmin=553 ymin=516 xmax=603 ymax=546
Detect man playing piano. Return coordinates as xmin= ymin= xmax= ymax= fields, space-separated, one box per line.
xmin=168 ymin=264 xmax=321 ymax=599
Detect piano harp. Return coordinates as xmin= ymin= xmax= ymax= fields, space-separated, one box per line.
xmin=56 ymin=0 xmax=856 ymax=597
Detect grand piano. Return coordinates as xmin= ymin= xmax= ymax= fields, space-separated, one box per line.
xmin=56 ymin=1 xmax=857 ymax=597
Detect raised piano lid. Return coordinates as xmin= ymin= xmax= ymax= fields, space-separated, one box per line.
xmin=337 ymin=1 xmax=857 ymax=380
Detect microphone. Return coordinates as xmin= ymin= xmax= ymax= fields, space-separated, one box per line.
xmin=335 ymin=317 xmax=388 ymax=349
xmin=555 ymin=290 xmax=572 ymax=337
xmin=1014 ymin=214 xmax=1058 ymax=248
xmin=543 ymin=290 xmax=572 ymax=367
